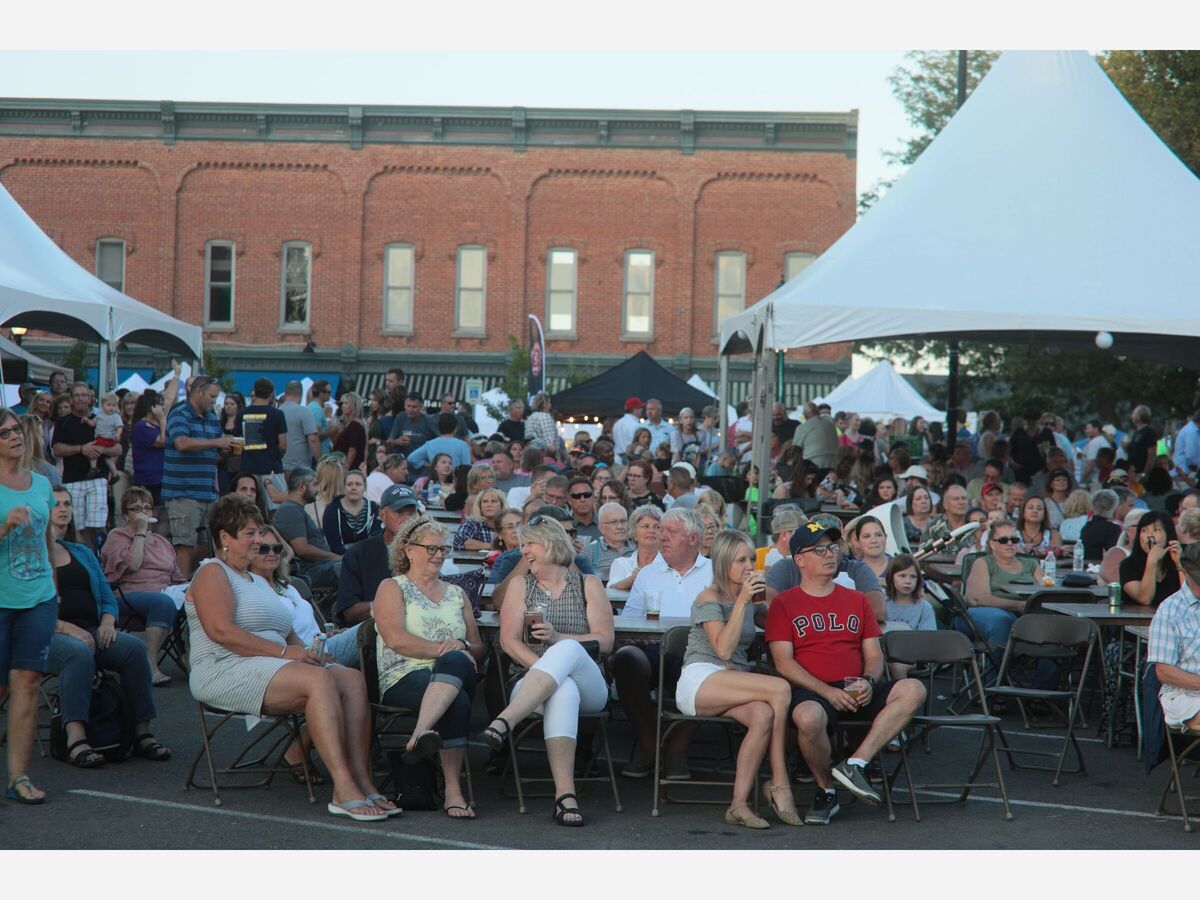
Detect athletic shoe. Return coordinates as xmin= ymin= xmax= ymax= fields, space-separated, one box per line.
xmin=832 ymin=761 xmax=882 ymax=805
xmin=621 ymin=747 xmax=654 ymax=779
xmin=664 ymin=752 xmax=692 ymax=781
xmin=805 ymin=789 xmax=840 ymax=825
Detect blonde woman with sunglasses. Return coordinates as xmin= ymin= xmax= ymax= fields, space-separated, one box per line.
xmin=962 ymin=519 xmax=1044 ymax=651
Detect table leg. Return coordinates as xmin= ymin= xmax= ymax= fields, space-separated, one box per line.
xmin=1134 ymin=634 xmax=1144 ymax=761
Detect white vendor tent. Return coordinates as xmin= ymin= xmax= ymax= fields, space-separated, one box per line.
xmin=812 ymin=360 xmax=944 ymax=423
xmin=116 ymin=373 xmax=151 ymax=395
xmin=0 ymin=181 xmax=202 ymax=365
xmin=720 ymin=51 xmax=1200 ymax=365
xmin=0 ymin=333 xmax=71 ymax=384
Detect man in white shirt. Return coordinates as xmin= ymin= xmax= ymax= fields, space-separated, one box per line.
xmin=611 ymin=507 xmax=712 ymax=780
xmin=643 ymin=398 xmax=675 ymax=454
xmin=612 ymin=397 xmax=644 ymax=464
xmin=1080 ymin=420 xmax=1110 ymax=484
xmin=365 ymin=453 xmax=408 ymax=504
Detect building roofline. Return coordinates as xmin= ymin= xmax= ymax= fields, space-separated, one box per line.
xmin=0 ymin=97 xmax=858 ymax=156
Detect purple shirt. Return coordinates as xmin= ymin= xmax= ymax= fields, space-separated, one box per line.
xmin=131 ymin=419 xmax=165 ymax=486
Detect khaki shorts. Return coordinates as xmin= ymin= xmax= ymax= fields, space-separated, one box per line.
xmin=167 ymin=498 xmax=213 ymax=548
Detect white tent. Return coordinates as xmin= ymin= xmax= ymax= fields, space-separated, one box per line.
xmin=0 ymin=333 xmax=71 ymax=384
xmin=0 ymin=181 xmax=202 ymax=362
xmin=686 ymin=374 xmax=737 ymax=423
xmin=811 ymin=360 xmax=944 ymax=423
xmin=720 ymin=51 xmax=1200 ymax=365
xmin=116 ymin=373 xmax=151 ymax=395
xmin=149 ymin=361 xmax=191 ymax=403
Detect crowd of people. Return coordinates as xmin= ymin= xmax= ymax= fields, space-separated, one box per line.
xmin=4 ymin=367 xmax=1200 ymax=833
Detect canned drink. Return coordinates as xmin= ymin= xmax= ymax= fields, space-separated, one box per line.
xmin=310 ymin=633 xmax=328 ymax=664
xmin=1108 ymin=582 xmax=1122 ymax=608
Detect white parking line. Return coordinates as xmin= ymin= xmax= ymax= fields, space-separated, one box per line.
xmin=900 ymin=788 xmax=1166 ymax=820
xmin=69 ymin=790 xmax=510 ymax=849
xmin=939 ymin=725 xmax=1106 ymax=744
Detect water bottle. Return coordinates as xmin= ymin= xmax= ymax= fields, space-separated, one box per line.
xmin=1072 ymin=540 xmax=1085 ymax=573
xmin=1043 ymin=550 xmax=1057 ymax=585
xmin=429 ymin=483 xmax=442 ymax=508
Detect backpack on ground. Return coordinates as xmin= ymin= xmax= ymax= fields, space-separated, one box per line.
xmin=50 ymin=671 xmax=137 ymax=763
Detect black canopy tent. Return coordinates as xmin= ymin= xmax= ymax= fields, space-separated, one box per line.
xmin=550 ymin=351 xmax=715 ymax=418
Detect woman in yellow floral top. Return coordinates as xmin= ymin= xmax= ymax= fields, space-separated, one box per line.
xmin=373 ymin=516 xmax=484 ymax=819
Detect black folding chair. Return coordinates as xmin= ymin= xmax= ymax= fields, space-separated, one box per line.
xmin=988 ymin=614 xmax=1095 ymax=785
xmin=1156 ymin=722 xmax=1200 ymax=832
xmin=884 ymin=629 xmax=1013 ymax=821
xmin=489 ymin=641 xmax=622 ymax=815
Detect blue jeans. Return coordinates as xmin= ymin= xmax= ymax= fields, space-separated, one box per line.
xmin=380 ymin=651 xmax=476 ymax=748
xmin=47 ymin=630 xmax=157 ymax=724
xmin=324 ymin=625 xmax=361 ymax=669
xmin=119 ymin=590 xmax=178 ymax=632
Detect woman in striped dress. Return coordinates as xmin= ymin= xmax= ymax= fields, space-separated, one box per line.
xmin=185 ymin=495 xmax=397 ymax=822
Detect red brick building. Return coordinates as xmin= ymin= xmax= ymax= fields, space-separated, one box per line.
xmin=0 ymin=98 xmax=856 ymax=403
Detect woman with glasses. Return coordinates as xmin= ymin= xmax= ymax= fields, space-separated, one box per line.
xmin=453 ymin=487 xmax=506 ymax=551
xmin=624 ymin=459 xmax=664 ymax=512
xmin=373 ymin=516 xmax=483 ymax=819
xmin=963 ymin=519 xmax=1043 ymax=650
xmin=45 ymin=487 xmax=172 ymax=769
xmin=187 ymin=495 xmax=396 ymax=821
xmin=0 ymin=407 xmax=59 ymax=803
xmin=99 ymin=486 xmax=185 ymax=686
xmin=321 ymin=469 xmax=382 ymax=555
xmin=608 ymin=504 xmax=663 ymax=590
xmin=494 ymin=509 xmax=523 ymax=552
xmin=597 ymin=479 xmax=631 ymax=514
xmin=481 ymin=515 xmax=614 ymax=826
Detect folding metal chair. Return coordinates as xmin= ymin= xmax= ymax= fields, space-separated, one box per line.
xmin=489 ymin=640 xmax=622 ymax=815
xmin=355 ymin=618 xmax=474 ymax=803
xmin=651 ymin=625 xmax=754 ymax=816
xmin=1156 ymin=722 xmax=1200 ymax=832
xmin=884 ymin=629 xmax=1013 ymax=821
xmin=988 ymin=614 xmax=1095 ymax=785
xmin=939 ymin=582 xmax=1005 ymax=709
xmin=112 ymin=583 xmax=190 ymax=675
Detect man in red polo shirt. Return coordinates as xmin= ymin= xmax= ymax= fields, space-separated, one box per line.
xmin=766 ymin=521 xmax=925 ymax=824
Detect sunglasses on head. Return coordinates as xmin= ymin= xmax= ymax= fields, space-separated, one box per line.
xmin=257 ymin=543 xmax=285 ymax=555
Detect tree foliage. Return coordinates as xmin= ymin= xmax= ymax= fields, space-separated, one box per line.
xmin=61 ymin=340 xmax=89 ymax=379
xmin=482 ymin=333 xmax=531 ymax=422
xmin=1099 ymin=51 xmax=1200 ymax=177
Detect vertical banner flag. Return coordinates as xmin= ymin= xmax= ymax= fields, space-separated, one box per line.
xmin=528 ymin=314 xmax=545 ymax=400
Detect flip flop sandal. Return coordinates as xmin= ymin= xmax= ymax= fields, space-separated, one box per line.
xmin=402 ymin=731 xmax=443 ymax=765
xmin=133 ymin=734 xmax=172 ymax=762
xmin=6 ymin=775 xmax=46 ymax=805
xmin=368 ymin=793 xmax=404 ymax=818
xmin=67 ymin=739 xmax=106 ymax=768
xmin=444 ymin=804 xmax=476 ymax=819
xmin=327 ymin=799 xmax=387 ymax=822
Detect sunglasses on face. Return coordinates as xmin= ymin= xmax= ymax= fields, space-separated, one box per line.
xmin=991 ymin=536 xmax=1021 ymax=545
xmin=570 ymin=491 xmax=593 ymax=500
xmin=257 ymin=543 xmax=285 ymax=555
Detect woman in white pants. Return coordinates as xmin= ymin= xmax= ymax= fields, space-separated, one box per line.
xmin=481 ymin=515 xmax=614 ymax=826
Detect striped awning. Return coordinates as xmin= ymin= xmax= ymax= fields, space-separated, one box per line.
xmin=347 ymin=371 xmax=570 ymax=403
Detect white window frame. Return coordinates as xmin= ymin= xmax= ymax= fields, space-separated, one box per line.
xmin=453 ymin=244 xmax=487 ymax=336
xmin=279 ymin=241 xmax=312 ymax=332
xmin=713 ymin=250 xmax=747 ymax=335
xmin=95 ymin=238 xmax=126 ymax=293
xmin=545 ymin=247 xmax=578 ymax=337
xmin=204 ymin=240 xmax=236 ymax=329
xmin=621 ymin=249 xmax=655 ymax=340
xmin=785 ymin=251 xmax=816 ymax=282
xmin=382 ymin=243 xmax=415 ymax=335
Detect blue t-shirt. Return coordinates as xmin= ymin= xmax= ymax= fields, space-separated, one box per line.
xmin=162 ymin=401 xmax=221 ymax=502
xmin=0 ymin=472 xmax=57 ymax=609
xmin=307 ymin=400 xmax=332 ymax=456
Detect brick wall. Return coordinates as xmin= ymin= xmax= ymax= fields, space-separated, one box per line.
xmin=0 ymin=132 xmax=856 ymax=363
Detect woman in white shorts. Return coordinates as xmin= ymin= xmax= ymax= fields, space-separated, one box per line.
xmin=677 ymin=530 xmax=800 ymax=830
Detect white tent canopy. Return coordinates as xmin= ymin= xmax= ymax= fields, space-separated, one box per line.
xmin=811 ymin=360 xmax=944 ymax=423
xmin=686 ymin=373 xmax=737 ymax=423
xmin=0 ymin=181 xmax=202 ymax=360
xmin=0 ymin=333 xmax=72 ymax=384
xmin=721 ymin=51 xmax=1200 ymax=365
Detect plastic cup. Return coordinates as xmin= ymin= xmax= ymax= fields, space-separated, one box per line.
xmin=644 ymin=591 xmax=662 ymax=620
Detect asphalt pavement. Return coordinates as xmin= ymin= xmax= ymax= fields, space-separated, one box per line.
xmin=3 ymin=656 xmax=1197 ymax=851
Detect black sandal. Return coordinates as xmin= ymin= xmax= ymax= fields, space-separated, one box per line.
xmin=286 ymin=761 xmax=326 ymax=785
xmin=133 ymin=733 xmax=172 ymax=762
xmin=480 ymin=716 xmax=511 ymax=752
xmin=554 ymin=793 xmax=584 ymax=827
xmin=403 ymin=730 xmax=443 ymax=765
xmin=67 ymin=739 xmax=106 ymax=768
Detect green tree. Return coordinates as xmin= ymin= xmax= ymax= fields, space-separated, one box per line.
xmin=201 ymin=348 xmax=235 ymax=392
xmin=1099 ymin=51 xmax=1200 ymax=177
xmin=61 ymin=340 xmax=90 ymax=380
xmin=483 ymin=333 xmax=531 ymax=422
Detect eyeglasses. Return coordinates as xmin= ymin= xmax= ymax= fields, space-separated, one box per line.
xmin=570 ymin=491 xmax=593 ymax=500
xmin=801 ymin=543 xmax=841 ymax=557
xmin=411 ymin=543 xmax=452 ymax=557
xmin=257 ymin=543 xmax=285 ymax=555
xmin=991 ymin=536 xmax=1021 ymax=545
xmin=600 ymin=520 xmax=627 ymax=527
xmin=0 ymin=426 xmax=22 ymax=440
xmin=125 ymin=505 xmax=153 ymax=513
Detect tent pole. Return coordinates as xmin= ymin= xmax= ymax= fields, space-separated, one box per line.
xmin=945 ymin=50 xmax=969 ymax=452
xmin=749 ymin=311 xmax=776 ymax=548
xmin=718 ymin=353 xmax=729 ymax=451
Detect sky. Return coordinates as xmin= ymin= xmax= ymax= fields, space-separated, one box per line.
xmin=0 ymin=50 xmax=916 ymax=200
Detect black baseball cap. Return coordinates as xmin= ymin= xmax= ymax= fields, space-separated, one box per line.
xmin=379 ymin=484 xmax=420 ymax=512
xmin=789 ymin=521 xmax=842 ymax=556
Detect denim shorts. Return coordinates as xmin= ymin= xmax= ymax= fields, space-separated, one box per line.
xmin=0 ymin=599 xmax=58 ymax=683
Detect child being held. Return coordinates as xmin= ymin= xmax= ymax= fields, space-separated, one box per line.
xmin=87 ymin=391 xmax=124 ymax=482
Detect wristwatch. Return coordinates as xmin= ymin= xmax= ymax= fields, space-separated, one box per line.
xmin=458 ymin=638 xmax=471 ymax=651
xmin=863 ymin=674 xmax=877 ymax=687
